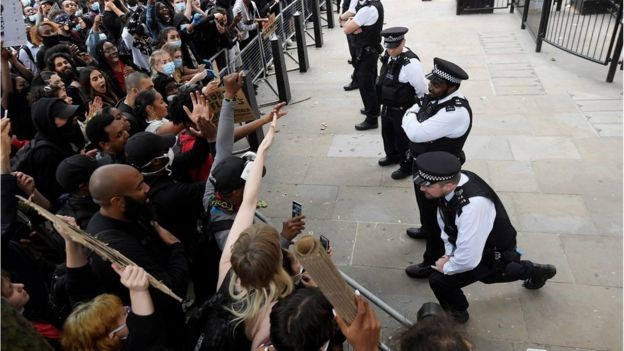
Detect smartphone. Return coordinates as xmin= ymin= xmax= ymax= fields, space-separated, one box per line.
xmin=291 ymin=201 xmax=302 ymax=218
xmin=319 ymin=235 xmax=330 ymax=251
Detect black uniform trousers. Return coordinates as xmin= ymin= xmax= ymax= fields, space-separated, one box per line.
xmin=381 ymin=107 xmax=410 ymax=169
xmin=412 ymin=161 xmax=445 ymax=265
xmin=356 ymin=49 xmax=380 ymax=120
xmin=429 ymin=259 xmax=535 ymax=311
xmin=347 ymin=35 xmax=358 ymax=83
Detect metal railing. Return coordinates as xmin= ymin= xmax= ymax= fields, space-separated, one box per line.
xmin=456 ymin=0 xmax=513 ymax=14
xmin=521 ymin=0 xmax=622 ymax=81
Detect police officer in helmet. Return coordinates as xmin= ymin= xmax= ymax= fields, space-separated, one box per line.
xmin=376 ymin=27 xmax=427 ymax=180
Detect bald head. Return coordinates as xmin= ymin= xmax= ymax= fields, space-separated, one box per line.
xmin=89 ymin=164 xmax=144 ymax=205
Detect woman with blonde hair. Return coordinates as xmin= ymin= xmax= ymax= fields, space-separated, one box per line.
xmin=213 ymin=83 xmax=291 ymax=349
xmin=160 ymin=43 xmax=206 ymax=84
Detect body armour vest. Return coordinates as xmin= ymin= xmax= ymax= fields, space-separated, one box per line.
xmin=409 ymin=95 xmax=473 ymax=161
xmin=438 ymin=171 xmax=517 ymax=254
xmin=379 ymin=49 xmax=420 ymax=108
xmin=353 ymin=0 xmax=384 ymax=51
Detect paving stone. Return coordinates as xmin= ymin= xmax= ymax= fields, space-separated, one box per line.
xmin=572 ymin=137 xmax=623 ymax=165
xmin=486 ymin=161 xmax=539 ymax=193
xmin=527 ymin=95 xmax=582 ymax=114
xmin=471 ymin=114 xmax=533 ymax=136
xmin=352 ymin=222 xmax=424 ymax=269
xmin=463 ymin=136 xmax=514 ymax=160
xmin=512 ymin=343 xmax=599 ymax=351
xmin=508 ymin=136 xmax=581 ymax=160
xmin=333 ymin=186 xmax=418 ymax=223
xmin=583 ymin=111 xmax=623 ymax=124
xmin=260 ymin=183 xmax=338 ymax=219
xmin=574 ymin=99 xmax=623 ymax=112
xmin=380 ymin=166 xmax=413 ymax=189
xmin=532 ymin=159 xmax=622 ymax=197
xmin=270 ymin=134 xmax=334 ymax=157
xmin=327 ymin=134 xmax=385 ymax=158
xmin=592 ymin=123 xmax=623 ymax=137
xmin=582 ymin=195 xmax=623 ymax=235
xmin=516 ymin=232 xmax=575 ymax=284
xmin=469 ymin=335 xmax=515 ymax=351
xmin=264 ymin=154 xmax=312 ymax=185
xmin=525 ymin=113 xmax=598 ymax=138
xmin=511 ymin=193 xmax=597 ymax=234
xmin=519 ymin=283 xmax=622 ymax=350
xmin=304 ymin=156 xmax=382 ymax=187
xmin=561 ymin=235 xmax=622 ymax=287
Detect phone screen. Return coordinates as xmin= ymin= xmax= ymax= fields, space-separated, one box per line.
xmin=291 ymin=201 xmax=302 ymax=218
xmin=319 ymin=235 xmax=330 ymax=250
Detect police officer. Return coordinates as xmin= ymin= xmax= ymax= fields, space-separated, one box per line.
xmin=402 ymin=58 xmax=472 ymax=279
xmin=377 ymin=27 xmax=427 ymax=180
xmin=339 ymin=0 xmax=359 ymax=91
xmin=342 ymin=0 xmax=384 ymax=131
xmin=413 ymin=151 xmax=557 ymax=323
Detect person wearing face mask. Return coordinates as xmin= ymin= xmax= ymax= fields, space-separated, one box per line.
xmin=149 ymin=49 xmax=176 ymax=79
xmin=401 ymin=58 xmax=473 ymax=280
xmin=86 ymin=164 xmax=189 ymax=351
xmin=160 ymin=43 xmax=206 ymax=84
xmin=157 ymin=27 xmax=199 ymax=69
xmin=17 ymin=97 xmax=84 ymax=209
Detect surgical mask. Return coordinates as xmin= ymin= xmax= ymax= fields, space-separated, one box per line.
xmin=128 ymin=4 xmax=137 ymax=11
xmin=74 ymin=24 xmax=82 ymax=31
xmin=22 ymin=0 xmax=31 ymax=7
xmin=28 ymin=14 xmax=37 ymax=22
xmin=99 ymin=33 xmax=107 ymax=40
xmin=180 ymin=24 xmax=189 ymax=32
xmin=162 ymin=61 xmax=175 ymax=76
xmin=141 ymin=148 xmax=175 ymax=176
xmin=170 ymin=39 xmax=182 ymax=48
xmin=75 ymin=9 xmax=83 ymax=16
xmin=90 ymin=2 xmax=100 ymax=11
xmin=166 ymin=94 xmax=176 ymax=102
xmin=173 ymin=58 xmax=182 ymax=68
xmin=174 ymin=2 xmax=186 ymax=12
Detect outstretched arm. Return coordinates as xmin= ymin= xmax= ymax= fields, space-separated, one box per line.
xmin=216 ymin=112 xmax=278 ymax=290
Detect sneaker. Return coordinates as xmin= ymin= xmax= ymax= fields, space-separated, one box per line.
xmin=523 ymin=264 xmax=556 ymax=290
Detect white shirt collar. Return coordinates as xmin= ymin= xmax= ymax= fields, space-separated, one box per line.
xmin=444 ymin=172 xmax=469 ymax=201
xmin=436 ymin=89 xmax=464 ymax=105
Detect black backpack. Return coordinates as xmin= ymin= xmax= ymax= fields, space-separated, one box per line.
xmin=12 ymin=138 xmax=62 ymax=175
xmin=186 ymin=271 xmax=251 ymax=351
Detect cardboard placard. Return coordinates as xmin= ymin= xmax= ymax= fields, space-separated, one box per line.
xmin=206 ymin=88 xmax=257 ymax=124
xmin=1 ymin=0 xmax=28 ymax=47
xmin=261 ymin=13 xmax=277 ymax=39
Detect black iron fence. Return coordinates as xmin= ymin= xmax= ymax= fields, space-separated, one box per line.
xmin=456 ymin=0 xmax=514 ymax=15
xmin=522 ymin=0 xmax=623 ymax=81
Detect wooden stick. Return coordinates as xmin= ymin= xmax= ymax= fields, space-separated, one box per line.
xmin=17 ymin=195 xmax=183 ymax=303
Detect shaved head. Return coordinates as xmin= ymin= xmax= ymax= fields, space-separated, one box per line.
xmin=89 ymin=164 xmax=143 ymax=205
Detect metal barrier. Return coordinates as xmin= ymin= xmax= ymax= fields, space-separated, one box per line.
xmin=456 ymin=0 xmax=514 ymax=14
xmin=521 ymin=0 xmax=622 ymax=81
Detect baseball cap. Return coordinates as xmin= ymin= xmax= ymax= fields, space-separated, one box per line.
xmin=125 ymin=132 xmax=177 ymax=169
xmin=55 ymin=154 xmax=101 ymax=192
xmin=209 ymin=155 xmax=267 ymax=194
xmin=32 ymin=97 xmax=79 ymax=120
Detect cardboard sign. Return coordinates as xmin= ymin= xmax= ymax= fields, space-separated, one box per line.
xmin=1 ymin=0 xmax=28 ymax=47
xmin=206 ymin=88 xmax=257 ymax=124
xmin=261 ymin=13 xmax=277 ymax=39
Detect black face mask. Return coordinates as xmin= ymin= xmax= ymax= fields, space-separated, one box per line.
xmin=42 ymin=34 xmax=62 ymax=47
xmin=122 ymin=196 xmax=156 ymax=223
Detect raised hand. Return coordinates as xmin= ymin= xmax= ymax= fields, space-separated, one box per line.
xmin=335 ymin=292 xmax=381 ymax=351
xmin=113 ymin=264 xmax=150 ymax=292
xmin=222 ymin=71 xmax=244 ymax=99
xmin=182 ymin=90 xmax=211 ymax=126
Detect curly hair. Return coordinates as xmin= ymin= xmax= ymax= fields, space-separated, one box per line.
xmin=61 ymin=294 xmax=125 ymax=351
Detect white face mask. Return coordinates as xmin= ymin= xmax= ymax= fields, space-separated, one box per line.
xmin=22 ymin=0 xmax=31 ymax=7
xmin=141 ymin=148 xmax=175 ymax=176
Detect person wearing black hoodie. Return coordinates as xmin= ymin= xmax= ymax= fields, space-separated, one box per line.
xmin=18 ymin=98 xmax=85 ymax=209
xmin=55 ymin=154 xmax=101 ymax=230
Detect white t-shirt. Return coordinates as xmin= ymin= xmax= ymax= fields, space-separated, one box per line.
xmin=352 ymin=3 xmax=378 ymax=26
xmin=389 ymin=49 xmax=428 ymax=97
xmin=145 ymin=118 xmax=171 ymax=134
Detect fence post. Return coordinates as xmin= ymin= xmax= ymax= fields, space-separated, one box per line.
xmin=325 ymin=0 xmax=335 ymax=28
xmin=535 ymin=0 xmax=552 ymax=52
xmin=336 ymin=0 xmax=341 ymax=13
xmin=270 ymin=34 xmax=292 ymax=103
xmin=294 ymin=11 xmax=310 ymax=72
xmin=521 ymin=0 xmax=530 ymax=29
xmin=242 ymin=74 xmax=263 ymax=151
xmin=606 ymin=24 xmax=623 ymax=82
xmin=311 ymin=0 xmax=324 ymax=47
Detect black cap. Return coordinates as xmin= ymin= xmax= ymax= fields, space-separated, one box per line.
xmin=56 ymin=154 xmax=101 ymax=192
xmin=413 ymin=151 xmax=461 ymax=186
xmin=209 ymin=156 xmax=247 ymax=194
xmin=40 ymin=0 xmax=54 ymax=5
xmin=125 ymin=132 xmax=176 ymax=169
xmin=32 ymin=97 xmax=79 ymax=120
xmin=381 ymin=26 xmax=408 ymax=49
xmin=426 ymin=58 xmax=469 ymax=84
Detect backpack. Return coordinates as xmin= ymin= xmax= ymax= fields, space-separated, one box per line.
xmin=48 ymin=263 xmax=71 ymax=326
xmin=186 ymin=271 xmax=251 ymax=351
xmin=12 ymin=139 xmax=62 ymax=175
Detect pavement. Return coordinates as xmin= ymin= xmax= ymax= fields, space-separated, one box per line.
xmin=253 ymin=1 xmax=623 ymax=350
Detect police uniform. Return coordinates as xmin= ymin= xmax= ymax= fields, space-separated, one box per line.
xmin=413 ymin=151 xmax=557 ymax=323
xmin=349 ymin=0 xmax=384 ymax=131
xmin=401 ymin=58 xmax=472 ymax=278
xmin=342 ymin=0 xmax=359 ymax=91
xmin=377 ymin=27 xmax=427 ymax=180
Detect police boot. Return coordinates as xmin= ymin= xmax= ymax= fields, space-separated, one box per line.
xmin=447 ymin=309 xmax=470 ymax=324
xmin=523 ymin=264 xmax=557 ymax=290
xmin=406 ymin=227 xmax=428 ymax=239
xmin=355 ymin=118 xmax=378 ymax=131
xmin=378 ymin=156 xmax=400 ymax=166
xmin=391 ymin=165 xmax=411 ymax=180
xmin=405 ymin=262 xmax=434 ymax=279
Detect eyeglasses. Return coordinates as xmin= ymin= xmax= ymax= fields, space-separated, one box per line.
xmin=103 ymin=47 xmax=118 ymax=54
xmin=108 ymin=306 xmax=131 ymax=338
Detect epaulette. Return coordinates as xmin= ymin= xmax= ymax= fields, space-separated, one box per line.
xmin=453 ymin=186 xmax=470 ymax=216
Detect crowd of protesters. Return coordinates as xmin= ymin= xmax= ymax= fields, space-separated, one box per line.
xmin=0 ymin=0 xmax=475 ymax=349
